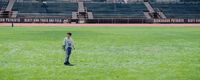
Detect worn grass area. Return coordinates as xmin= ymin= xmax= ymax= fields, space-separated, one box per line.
xmin=0 ymin=26 xmax=200 ymax=80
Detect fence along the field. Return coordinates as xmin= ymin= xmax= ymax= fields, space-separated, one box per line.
xmin=0 ymin=18 xmax=200 ymax=23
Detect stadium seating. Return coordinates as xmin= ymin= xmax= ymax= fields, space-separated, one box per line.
xmin=0 ymin=1 xmax=8 ymax=11
xmin=151 ymin=3 xmax=200 ymax=18
xmin=85 ymin=3 xmax=147 ymax=18
xmin=1 ymin=0 xmax=200 ymax=19
xmin=12 ymin=2 xmax=78 ymax=18
xmin=180 ymin=0 xmax=200 ymax=2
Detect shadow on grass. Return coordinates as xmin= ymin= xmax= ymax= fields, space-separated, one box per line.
xmin=65 ymin=64 xmax=75 ymax=66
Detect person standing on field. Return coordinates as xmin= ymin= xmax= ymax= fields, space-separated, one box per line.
xmin=62 ymin=32 xmax=75 ymax=65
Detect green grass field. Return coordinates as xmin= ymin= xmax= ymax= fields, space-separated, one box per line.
xmin=0 ymin=26 xmax=200 ymax=80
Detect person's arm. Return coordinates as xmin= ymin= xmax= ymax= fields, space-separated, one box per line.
xmin=71 ymin=38 xmax=75 ymax=50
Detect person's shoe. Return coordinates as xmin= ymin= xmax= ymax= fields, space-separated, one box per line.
xmin=64 ymin=62 xmax=70 ymax=65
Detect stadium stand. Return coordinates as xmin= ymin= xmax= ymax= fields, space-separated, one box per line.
xmin=12 ymin=2 xmax=78 ymax=18
xmin=85 ymin=2 xmax=147 ymax=18
xmin=151 ymin=2 xmax=200 ymax=18
xmin=0 ymin=0 xmax=8 ymax=11
xmin=0 ymin=0 xmax=200 ymax=23
xmin=180 ymin=0 xmax=200 ymax=2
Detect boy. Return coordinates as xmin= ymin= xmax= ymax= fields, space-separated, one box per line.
xmin=63 ymin=32 xmax=75 ymax=65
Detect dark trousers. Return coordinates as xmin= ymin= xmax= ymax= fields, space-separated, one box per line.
xmin=65 ymin=47 xmax=72 ymax=64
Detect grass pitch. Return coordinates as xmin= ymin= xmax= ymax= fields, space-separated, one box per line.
xmin=0 ymin=26 xmax=200 ymax=80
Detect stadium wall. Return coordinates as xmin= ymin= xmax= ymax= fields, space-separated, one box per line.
xmin=0 ymin=18 xmax=200 ymax=23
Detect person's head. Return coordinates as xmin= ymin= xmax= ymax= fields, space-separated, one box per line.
xmin=67 ymin=32 xmax=72 ymax=38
